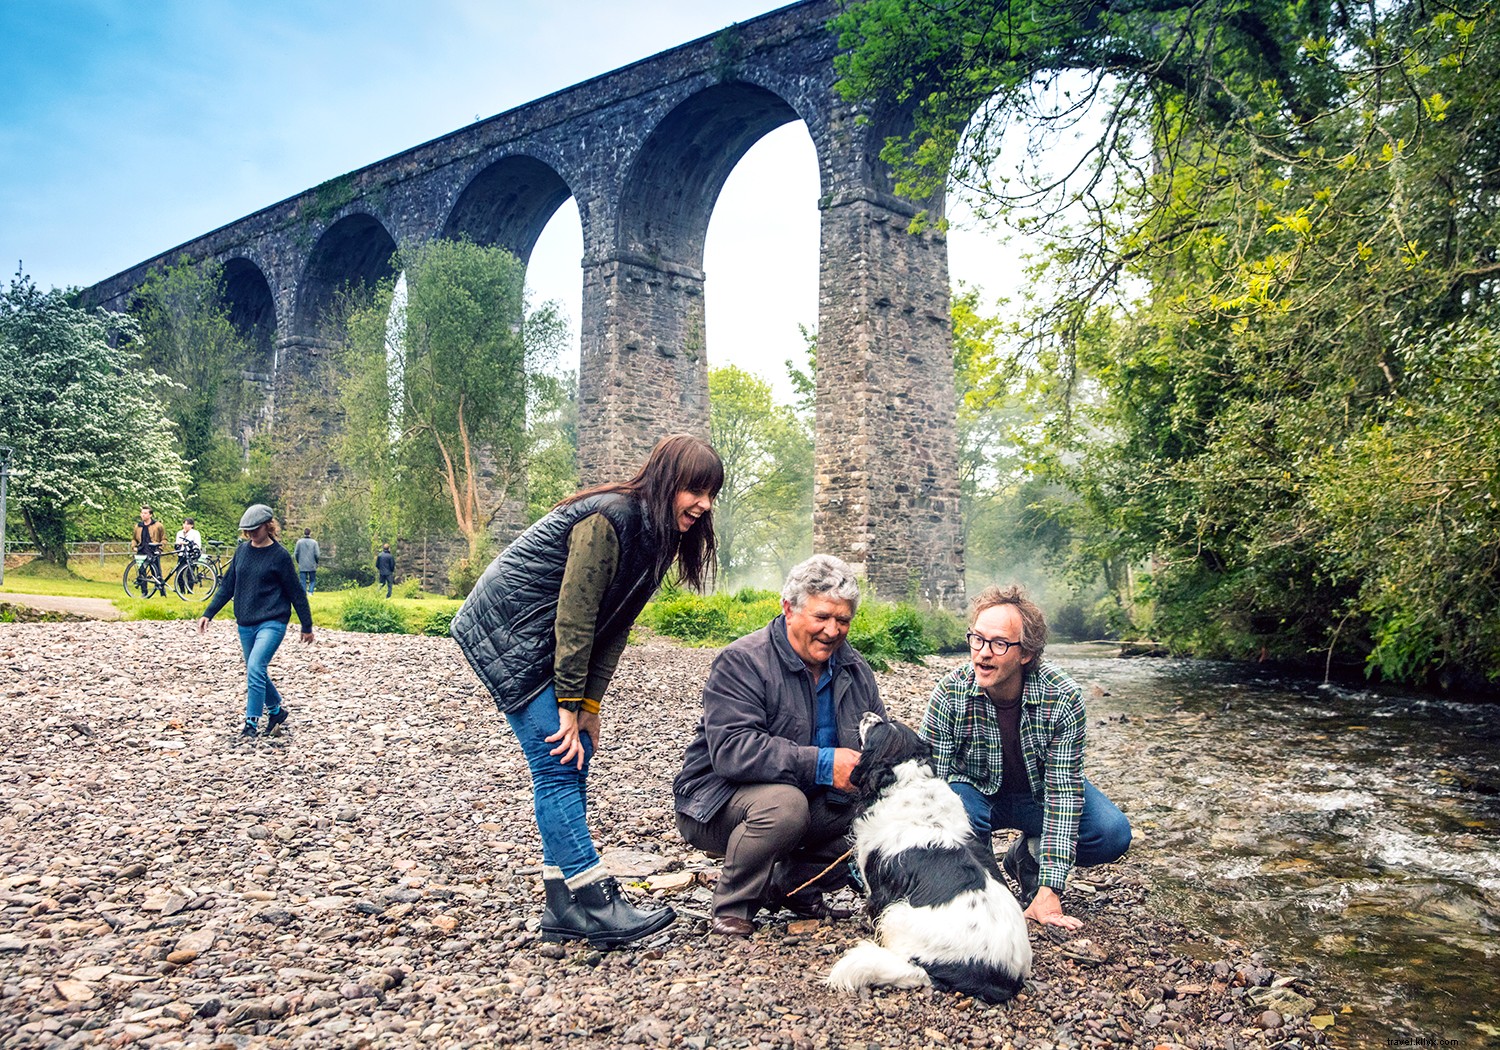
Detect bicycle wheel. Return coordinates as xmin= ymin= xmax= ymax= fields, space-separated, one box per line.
xmin=122 ymin=559 xmax=156 ymax=599
xmin=176 ymin=559 xmax=219 ymax=601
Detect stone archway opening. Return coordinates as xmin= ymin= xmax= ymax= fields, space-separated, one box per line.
xmin=295 ymin=214 xmax=399 ymax=342
xmin=221 ymin=257 xmax=276 ymax=377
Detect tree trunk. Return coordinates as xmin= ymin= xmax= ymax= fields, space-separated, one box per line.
xmin=23 ymin=505 xmax=69 ymax=567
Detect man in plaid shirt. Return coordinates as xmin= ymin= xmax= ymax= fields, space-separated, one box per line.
xmin=922 ymin=584 xmax=1131 ymax=929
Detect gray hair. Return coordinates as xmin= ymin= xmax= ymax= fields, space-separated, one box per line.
xmin=781 ymin=554 xmax=861 ymax=613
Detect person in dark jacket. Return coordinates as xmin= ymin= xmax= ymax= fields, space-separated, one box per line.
xmin=674 ymin=554 xmax=886 ymax=937
xmin=375 ymin=544 xmax=396 ymax=597
xmin=198 ymin=504 xmax=314 ymax=738
xmin=451 ymin=433 xmax=722 ymax=949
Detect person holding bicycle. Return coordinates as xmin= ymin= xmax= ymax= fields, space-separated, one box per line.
xmin=175 ymin=517 xmax=202 ymax=560
xmin=133 ymin=506 xmax=167 ymax=593
xmin=198 ymin=504 xmax=314 ymax=739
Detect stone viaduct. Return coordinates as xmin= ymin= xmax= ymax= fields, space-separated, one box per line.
xmin=85 ymin=0 xmax=965 ymax=606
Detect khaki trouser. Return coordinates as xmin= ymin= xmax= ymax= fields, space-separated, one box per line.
xmin=676 ymin=783 xmax=856 ymax=920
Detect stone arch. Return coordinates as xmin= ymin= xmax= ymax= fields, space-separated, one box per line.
xmin=441 ymin=154 xmax=577 ymax=264
xmin=220 ymin=256 xmax=276 ymax=375
xmin=616 ymin=81 xmax=806 ymax=270
xmin=294 ymin=214 xmax=398 ymax=340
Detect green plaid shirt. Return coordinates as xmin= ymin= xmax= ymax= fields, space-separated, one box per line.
xmin=921 ymin=662 xmax=1086 ymax=891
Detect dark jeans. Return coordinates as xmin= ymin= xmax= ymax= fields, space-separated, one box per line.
xmin=948 ymin=779 xmax=1132 ymax=872
xmin=379 ymin=573 xmax=393 ymax=597
xmin=676 ymin=785 xmax=856 ymax=920
xmin=300 ymin=570 xmax=316 ymax=594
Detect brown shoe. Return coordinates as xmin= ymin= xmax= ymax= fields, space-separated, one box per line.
xmin=711 ymin=915 xmax=754 ymax=937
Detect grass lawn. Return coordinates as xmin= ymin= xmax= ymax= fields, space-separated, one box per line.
xmin=2 ymin=556 xmax=460 ymax=632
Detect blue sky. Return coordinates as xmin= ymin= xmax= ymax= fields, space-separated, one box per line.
xmin=1 ymin=0 xmax=1016 ymax=399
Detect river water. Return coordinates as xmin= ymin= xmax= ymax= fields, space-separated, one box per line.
xmin=1050 ymin=643 xmax=1500 ymax=1049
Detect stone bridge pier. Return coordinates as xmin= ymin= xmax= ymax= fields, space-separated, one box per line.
xmin=84 ymin=0 xmax=965 ymax=606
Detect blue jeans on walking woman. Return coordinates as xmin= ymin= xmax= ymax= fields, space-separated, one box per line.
xmin=506 ymin=683 xmax=599 ymax=879
xmin=237 ymin=620 xmax=288 ymax=723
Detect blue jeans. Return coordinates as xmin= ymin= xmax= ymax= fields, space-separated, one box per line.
xmin=949 ymin=779 xmax=1132 ymax=868
xmin=237 ymin=620 xmax=288 ymax=722
xmin=505 ymin=684 xmax=598 ymax=878
xmin=300 ymin=571 xmax=316 ymax=594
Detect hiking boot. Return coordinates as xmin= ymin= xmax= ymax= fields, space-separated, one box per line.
xmin=1003 ymin=834 xmax=1041 ymax=906
xmin=240 ymin=722 xmax=259 ymax=739
xmin=266 ymin=707 xmax=289 ymax=736
xmin=541 ymin=876 xmax=675 ymax=949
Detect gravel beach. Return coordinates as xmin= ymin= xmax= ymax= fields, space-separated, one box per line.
xmin=1 ymin=621 xmax=1328 ymax=1048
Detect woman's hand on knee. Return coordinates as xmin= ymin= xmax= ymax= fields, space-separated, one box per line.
xmin=546 ymin=708 xmax=587 ymax=769
xmin=577 ymin=710 xmax=601 ymax=749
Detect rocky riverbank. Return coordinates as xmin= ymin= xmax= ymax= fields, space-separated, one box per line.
xmin=1 ymin=622 xmax=1330 ymax=1048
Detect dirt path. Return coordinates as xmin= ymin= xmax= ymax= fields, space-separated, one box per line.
xmin=0 ymin=592 xmax=122 ymax=620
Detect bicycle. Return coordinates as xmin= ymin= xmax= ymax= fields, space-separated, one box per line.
xmin=174 ymin=541 xmax=222 ymax=601
xmin=122 ymin=542 xmax=220 ymax=601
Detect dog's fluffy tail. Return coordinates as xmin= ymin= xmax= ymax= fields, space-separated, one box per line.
xmin=826 ymin=940 xmax=932 ymax=994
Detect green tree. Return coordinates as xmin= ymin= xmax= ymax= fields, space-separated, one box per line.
xmin=0 ymin=273 xmax=189 ymax=565
xmin=131 ymin=257 xmax=263 ymax=537
xmin=838 ymin=0 xmax=1500 ymax=682
xmin=709 ymin=365 xmax=813 ymax=584
xmin=340 ymin=240 xmax=568 ymax=581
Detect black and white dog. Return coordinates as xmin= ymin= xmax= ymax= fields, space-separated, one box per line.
xmin=826 ymin=713 xmax=1031 ymax=1003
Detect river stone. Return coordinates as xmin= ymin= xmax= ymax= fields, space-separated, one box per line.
xmin=175 ymin=927 xmax=216 ymax=954
xmin=1249 ymin=985 xmax=1317 ymax=1017
xmin=600 ymin=848 xmax=671 ymax=877
xmin=646 ymin=872 xmax=696 ymax=892
xmin=53 ymin=979 xmax=94 ymax=1002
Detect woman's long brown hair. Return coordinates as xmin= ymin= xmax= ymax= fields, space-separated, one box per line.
xmin=563 ymin=433 xmax=723 ymax=591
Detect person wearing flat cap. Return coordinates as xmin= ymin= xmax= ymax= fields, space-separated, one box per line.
xmin=199 ymin=504 xmax=314 ymax=738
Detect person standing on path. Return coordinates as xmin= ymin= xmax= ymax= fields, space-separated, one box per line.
xmin=198 ymin=504 xmax=314 ymax=739
xmin=375 ymin=544 xmax=395 ymax=597
xmin=293 ymin=528 xmax=320 ymax=594
xmin=175 ymin=517 xmax=202 ymax=559
xmin=133 ymin=506 xmax=166 ymax=592
xmin=451 ymin=433 xmax=722 ymax=950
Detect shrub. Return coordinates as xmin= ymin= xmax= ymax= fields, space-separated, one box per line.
xmin=397 ymin=578 xmax=423 ymax=600
xmin=639 ymin=590 xmax=962 ymax=668
xmin=340 ymin=594 xmax=408 ymax=634
xmin=421 ymin=608 xmax=456 ymax=636
xmin=448 ymin=558 xmax=483 ymax=599
xmin=649 ymin=597 xmax=731 ymax=643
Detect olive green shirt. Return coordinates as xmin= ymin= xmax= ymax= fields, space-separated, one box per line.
xmin=552 ymin=513 xmax=632 ymax=712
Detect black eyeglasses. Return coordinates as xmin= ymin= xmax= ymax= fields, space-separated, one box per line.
xmin=966 ymin=632 xmax=1020 ymax=656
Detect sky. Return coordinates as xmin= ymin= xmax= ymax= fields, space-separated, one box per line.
xmin=0 ymin=0 xmax=1021 ymax=403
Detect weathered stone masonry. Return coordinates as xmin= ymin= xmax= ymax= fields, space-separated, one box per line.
xmin=84 ymin=0 xmax=965 ymax=606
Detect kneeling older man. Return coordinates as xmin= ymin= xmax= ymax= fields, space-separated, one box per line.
xmin=674 ymin=554 xmax=885 ymax=936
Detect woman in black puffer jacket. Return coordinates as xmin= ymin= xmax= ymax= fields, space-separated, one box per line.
xmin=451 ymin=433 xmax=721 ymax=949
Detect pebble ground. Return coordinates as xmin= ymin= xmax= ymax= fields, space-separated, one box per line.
xmin=0 ymin=621 xmax=1328 ymax=1049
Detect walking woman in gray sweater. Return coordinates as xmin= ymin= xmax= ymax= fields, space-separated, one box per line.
xmin=198 ymin=504 xmax=314 ymax=738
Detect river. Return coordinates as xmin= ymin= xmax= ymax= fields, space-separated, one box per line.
xmin=1050 ymin=643 xmax=1500 ymax=1048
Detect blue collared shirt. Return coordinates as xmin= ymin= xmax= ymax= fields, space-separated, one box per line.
xmin=814 ymin=651 xmax=839 ymax=784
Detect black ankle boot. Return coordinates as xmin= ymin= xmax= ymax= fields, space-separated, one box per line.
xmin=541 ymin=876 xmax=675 ymax=949
xmin=540 ymin=877 xmax=582 ymax=937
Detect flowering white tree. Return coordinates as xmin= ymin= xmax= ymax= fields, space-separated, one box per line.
xmin=0 ymin=273 xmax=188 ymax=566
